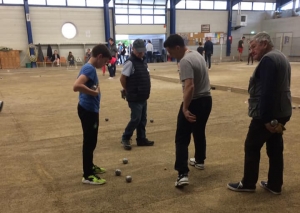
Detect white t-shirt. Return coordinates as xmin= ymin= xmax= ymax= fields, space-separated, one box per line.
xmin=146 ymin=43 xmax=153 ymax=52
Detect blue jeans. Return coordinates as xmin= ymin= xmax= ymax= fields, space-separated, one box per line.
xmin=175 ymin=96 xmax=212 ymax=174
xmin=122 ymin=101 xmax=147 ymax=141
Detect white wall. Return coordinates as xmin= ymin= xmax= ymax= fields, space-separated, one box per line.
xmin=0 ymin=6 xmax=29 ymax=66
xmin=0 ymin=6 xmax=107 ymax=66
xmin=176 ymin=10 xmax=228 ymax=33
xmin=262 ymin=16 xmax=300 ymax=37
xmin=30 ymin=7 xmax=106 ymax=61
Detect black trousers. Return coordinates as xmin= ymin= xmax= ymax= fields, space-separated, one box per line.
xmin=205 ymin=54 xmax=212 ymax=69
xmin=175 ymin=96 xmax=212 ymax=174
xmin=248 ymin=53 xmax=253 ymax=64
xmin=242 ymin=117 xmax=290 ymax=191
xmin=146 ymin=51 xmax=153 ymax=63
xmin=77 ymin=104 xmax=99 ymax=178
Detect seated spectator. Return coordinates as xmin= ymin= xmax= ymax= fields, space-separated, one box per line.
xmin=51 ymin=50 xmax=60 ymax=66
xmin=68 ymin=51 xmax=75 ymax=66
xmin=85 ymin=48 xmax=91 ymax=63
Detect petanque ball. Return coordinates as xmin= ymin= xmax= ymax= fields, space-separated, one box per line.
xmin=123 ymin=158 xmax=128 ymax=164
xmin=126 ymin=176 xmax=132 ymax=183
xmin=115 ymin=169 xmax=121 ymax=176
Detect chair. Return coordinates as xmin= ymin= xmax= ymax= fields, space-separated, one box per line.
xmin=44 ymin=57 xmax=53 ymax=67
xmin=60 ymin=57 xmax=68 ymax=68
xmin=75 ymin=57 xmax=84 ymax=68
xmin=36 ymin=58 xmax=44 ymax=67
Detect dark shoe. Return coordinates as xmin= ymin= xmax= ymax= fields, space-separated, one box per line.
xmin=227 ymin=181 xmax=256 ymax=192
xmin=260 ymin=181 xmax=281 ymax=195
xmin=0 ymin=101 xmax=3 ymax=112
xmin=175 ymin=173 xmax=189 ymax=187
xmin=121 ymin=139 xmax=132 ymax=150
xmin=136 ymin=138 xmax=154 ymax=146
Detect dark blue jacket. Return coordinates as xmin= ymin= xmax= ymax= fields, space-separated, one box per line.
xmin=204 ymin=40 xmax=213 ymax=55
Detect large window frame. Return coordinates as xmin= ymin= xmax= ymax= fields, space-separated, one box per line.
xmin=114 ymin=0 xmax=167 ymax=25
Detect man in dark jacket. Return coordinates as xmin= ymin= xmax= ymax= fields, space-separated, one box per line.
xmin=227 ymin=32 xmax=292 ymax=195
xmin=119 ymin=39 xmax=154 ymax=150
xmin=204 ymin=37 xmax=213 ymax=70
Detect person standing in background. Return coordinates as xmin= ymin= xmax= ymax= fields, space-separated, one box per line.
xmin=197 ymin=42 xmax=204 ymax=56
xmin=238 ymin=36 xmax=245 ymax=61
xmin=204 ymin=37 xmax=213 ymax=70
xmin=108 ymin=38 xmax=118 ymax=79
xmin=146 ymin=40 xmax=153 ymax=63
xmin=85 ymin=49 xmax=91 ymax=63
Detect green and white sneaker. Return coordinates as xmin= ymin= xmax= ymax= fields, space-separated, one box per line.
xmin=93 ymin=165 xmax=106 ymax=174
xmin=82 ymin=175 xmax=106 ymax=185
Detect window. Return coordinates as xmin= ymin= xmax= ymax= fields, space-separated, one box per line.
xmin=142 ymin=0 xmax=153 ymax=4
xmin=201 ymin=1 xmax=213 ymax=9
xmin=115 ymin=0 xmax=128 ymax=3
xmin=61 ymin=23 xmax=77 ymax=39
xmin=116 ymin=15 xmax=128 ymax=24
xmin=142 ymin=15 xmax=153 ymax=24
xmin=3 ymin=0 xmax=23 ymax=3
xmin=28 ymin=0 xmax=46 ymax=5
xmin=108 ymin=0 xmax=113 ymax=7
xmin=214 ymin=1 xmax=226 ymax=10
xmin=281 ymin=1 xmax=292 ymax=10
xmin=128 ymin=0 xmax=141 ymax=4
xmin=167 ymin=0 xmax=170 ymax=8
xmin=129 ymin=5 xmax=141 ymax=14
xmin=129 ymin=15 xmax=141 ymax=24
xmin=186 ymin=0 xmax=199 ymax=9
xmin=154 ymin=6 xmax=165 ymax=14
xmin=86 ymin=0 xmax=103 ymax=7
xmin=67 ymin=0 xmax=85 ymax=6
xmin=252 ymin=2 xmax=265 ymax=10
xmin=115 ymin=5 xmax=128 ymax=14
xmin=154 ymin=15 xmax=165 ymax=24
xmin=241 ymin=2 xmax=252 ymax=10
xmin=47 ymin=0 xmax=66 ymax=6
xmin=175 ymin=0 xmax=185 ymax=9
xmin=0 ymin=0 xmax=2 ymax=3
xmin=142 ymin=6 xmax=153 ymax=14
xmin=155 ymin=0 xmax=166 ymax=5
xmin=265 ymin=3 xmax=275 ymax=11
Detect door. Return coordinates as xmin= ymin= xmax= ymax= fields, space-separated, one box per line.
xmin=282 ymin=32 xmax=293 ymax=56
xmin=275 ymin=32 xmax=292 ymax=56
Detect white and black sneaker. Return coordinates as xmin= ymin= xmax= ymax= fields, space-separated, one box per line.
xmin=189 ymin=158 xmax=205 ymax=170
xmin=175 ymin=173 xmax=189 ymax=187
